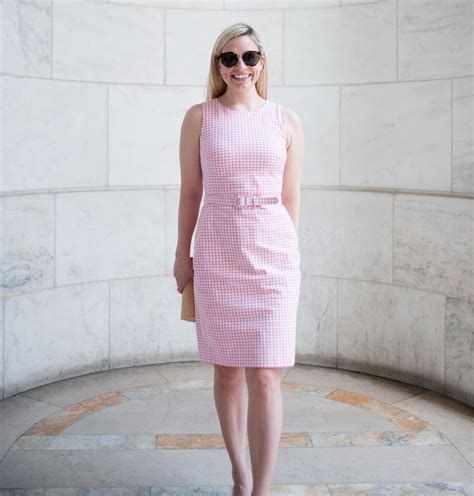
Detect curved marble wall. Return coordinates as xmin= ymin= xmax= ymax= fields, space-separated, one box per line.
xmin=1 ymin=0 xmax=472 ymax=407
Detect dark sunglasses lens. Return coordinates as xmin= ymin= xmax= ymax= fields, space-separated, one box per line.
xmin=243 ymin=51 xmax=260 ymax=66
xmin=220 ymin=53 xmax=237 ymax=67
xmin=219 ymin=51 xmax=261 ymax=67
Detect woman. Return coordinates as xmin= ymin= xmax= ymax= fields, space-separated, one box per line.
xmin=173 ymin=22 xmax=304 ymax=496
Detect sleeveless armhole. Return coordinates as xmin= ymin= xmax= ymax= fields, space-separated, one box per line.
xmin=199 ymin=101 xmax=206 ymax=140
xmin=199 ymin=101 xmax=206 ymax=172
xmin=278 ymin=103 xmax=290 ymax=151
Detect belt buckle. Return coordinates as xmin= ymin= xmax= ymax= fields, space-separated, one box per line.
xmin=233 ymin=196 xmax=257 ymax=207
xmin=233 ymin=196 xmax=245 ymax=207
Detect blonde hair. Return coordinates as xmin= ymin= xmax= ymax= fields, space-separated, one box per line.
xmin=205 ymin=22 xmax=268 ymax=101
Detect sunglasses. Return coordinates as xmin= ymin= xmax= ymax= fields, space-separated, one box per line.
xmin=217 ymin=50 xmax=262 ymax=68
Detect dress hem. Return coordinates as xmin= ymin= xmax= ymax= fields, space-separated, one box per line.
xmin=198 ymin=358 xmax=296 ymax=368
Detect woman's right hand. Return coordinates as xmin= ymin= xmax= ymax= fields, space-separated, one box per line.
xmin=173 ymin=254 xmax=194 ymax=293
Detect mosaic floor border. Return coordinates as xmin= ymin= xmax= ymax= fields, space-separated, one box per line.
xmin=17 ymin=380 xmax=432 ymax=445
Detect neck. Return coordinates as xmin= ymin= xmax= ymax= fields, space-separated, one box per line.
xmin=219 ymin=89 xmax=263 ymax=106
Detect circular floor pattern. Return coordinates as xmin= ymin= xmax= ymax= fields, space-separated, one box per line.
xmin=0 ymin=363 xmax=472 ymax=495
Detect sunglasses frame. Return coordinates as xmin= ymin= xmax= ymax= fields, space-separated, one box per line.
xmin=217 ymin=50 xmax=263 ymax=68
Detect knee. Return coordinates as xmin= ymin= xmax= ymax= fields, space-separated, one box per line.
xmin=245 ymin=367 xmax=282 ymax=393
xmin=213 ymin=364 xmax=245 ymax=384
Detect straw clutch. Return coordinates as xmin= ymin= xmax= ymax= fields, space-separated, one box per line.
xmin=181 ymin=278 xmax=195 ymax=322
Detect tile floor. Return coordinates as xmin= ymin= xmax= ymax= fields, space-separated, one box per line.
xmin=0 ymin=361 xmax=472 ymax=495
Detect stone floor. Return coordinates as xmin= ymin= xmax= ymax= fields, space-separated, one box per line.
xmin=0 ymin=361 xmax=472 ymax=495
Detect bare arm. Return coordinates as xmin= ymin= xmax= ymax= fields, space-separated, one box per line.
xmin=175 ymin=103 xmax=203 ymax=260
xmin=282 ymin=107 xmax=304 ymax=231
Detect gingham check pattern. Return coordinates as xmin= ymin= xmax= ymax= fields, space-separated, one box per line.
xmin=192 ymin=98 xmax=301 ymax=368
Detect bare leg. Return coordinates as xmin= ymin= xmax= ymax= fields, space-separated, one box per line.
xmin=213 ymin=364 xmax=251 ymax=495
xmin=245 ymin=367 xmax=283 ymax=496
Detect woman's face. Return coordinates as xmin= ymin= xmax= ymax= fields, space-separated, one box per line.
xmin=217 ymin=35 xmax=265 ymax=90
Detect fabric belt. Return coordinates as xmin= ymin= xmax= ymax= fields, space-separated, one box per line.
xmin=204 ymin=194 xmax=282 ymax=207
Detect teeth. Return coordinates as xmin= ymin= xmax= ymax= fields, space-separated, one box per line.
xmin=233 ymin=74 xmax=250 ymax=79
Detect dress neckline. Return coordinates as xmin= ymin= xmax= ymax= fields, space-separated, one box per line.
xmin=215 ymin=98 xmax=268 ymax=113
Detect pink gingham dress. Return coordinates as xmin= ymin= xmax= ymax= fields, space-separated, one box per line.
xmin=192 ymin=97 xmax=301 ymax=368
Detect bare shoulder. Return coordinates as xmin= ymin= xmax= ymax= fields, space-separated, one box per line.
xmin=281 ymin=105 xmax=303 ymax=150
xmin=187 ymin=102 xmax=203 ymax=118
xmin=182 ymin=102 xmax=203 ymax=136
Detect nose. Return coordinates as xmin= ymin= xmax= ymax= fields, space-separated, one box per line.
xmin=237 ymin=57 xmax=247 ymax=67
xmin=235 ymin=57 xmax=247 ymax=70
